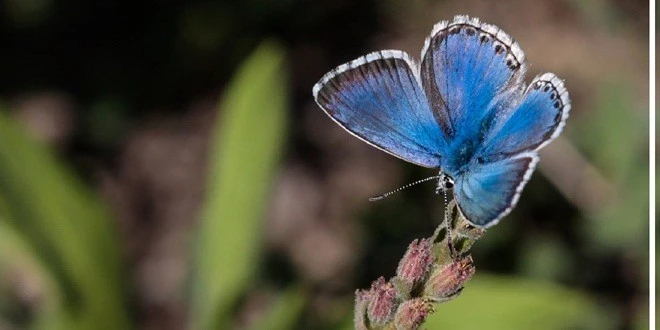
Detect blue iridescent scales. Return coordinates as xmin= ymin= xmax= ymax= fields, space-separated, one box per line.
xmin=312 ymin=15 xmax=570 ymax=227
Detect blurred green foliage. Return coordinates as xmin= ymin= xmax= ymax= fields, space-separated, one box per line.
xmin=0 ymin=40 xmax=298 ymax=330
xmin=576 ymin=82 xmax=648 ymax=255
xmin=0 ymin=107 xmax=129 ymax=329
xmin=424 ymin=274 xmax=613 ymax=329
xmin=191 ymin=41 xmax=288 ymax=330
xmin=248 ymin=287 xmax=306 ymax=330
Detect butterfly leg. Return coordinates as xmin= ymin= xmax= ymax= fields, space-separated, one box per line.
xmin=437 ymin=177 xmax=458 ymax=259
xmin=444 ymin=202 xmax=459 ymax=259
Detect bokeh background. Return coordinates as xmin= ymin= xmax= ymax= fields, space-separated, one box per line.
xmin=0 ymin=0 xmax=650 ymax=329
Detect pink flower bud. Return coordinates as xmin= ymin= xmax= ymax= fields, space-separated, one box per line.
xmin=354 ymin=289 xmax=371 ymax=330
xmin=424 ymin=256 xmax=475 ymax=302
xmin=366 ymin=277 xmax=399 ymax=326
xmin=396 ymin=238 xmax=434 ymax=291
xmin=393 ymin=298 xmax=434 ymax=330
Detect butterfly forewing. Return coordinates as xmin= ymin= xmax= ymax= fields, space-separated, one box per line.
xmin=313 ymin=50 xmax=447 ymax=168
xmin=420 ymin=16 xmax=526 ymax=144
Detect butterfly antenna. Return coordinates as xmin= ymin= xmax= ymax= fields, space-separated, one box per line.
xmin=369 ymin=175 xmax=440 ymax=202
xmin=443 ymin=188 xmax=457 ymax=258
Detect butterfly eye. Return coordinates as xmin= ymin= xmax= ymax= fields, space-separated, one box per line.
xmin=442 ymin=176 xmax=454 ymax=189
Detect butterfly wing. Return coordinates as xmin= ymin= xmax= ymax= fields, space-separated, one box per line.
xmin=313 ymin=50 xmax=447 ymax=168
xmin=454 ymin=154 xmax=538 ymax=227
xmin=478 ymin=73 xmax=571 ymax=161
xmin=419 ymin=15 xmax=526 ymax=150
xmin=455 ymin=74 xmax=569 ymax=227
xmin=421 ymin=16 xmax=570 ymax=227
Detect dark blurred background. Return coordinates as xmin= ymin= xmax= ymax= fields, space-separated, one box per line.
xmin=0 ymin=0 xmax=649 ymax=329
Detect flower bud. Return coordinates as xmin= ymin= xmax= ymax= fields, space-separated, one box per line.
xmin=396 ymin=238 xmax=434 ymax=292
xmin=424 ymin=256 xmax=475 ymax=302
xmin=354 ymin=289 xmax=371 ymax=330
xmin=393 ymin=298 xmax=434 ymax=330
xmin=366 ymin=277 xmax=399 ymax=326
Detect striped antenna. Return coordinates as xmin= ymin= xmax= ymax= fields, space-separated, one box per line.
xmin=369 ymin=175 xmax=440 ymax=201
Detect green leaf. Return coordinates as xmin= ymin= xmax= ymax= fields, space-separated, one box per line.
xmin=191 ymin=41 xmax=288 ymax=330
xmin=0 ymin=109 xmax=129 ymax=329
xmin=0 ymin=220 xmax=72 ymax=330
xmin=424 ymin=274 xmax=615 ymax=329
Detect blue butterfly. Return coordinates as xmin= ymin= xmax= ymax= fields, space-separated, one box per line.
xmin=312 ymin=15 xmax=570 ymax=228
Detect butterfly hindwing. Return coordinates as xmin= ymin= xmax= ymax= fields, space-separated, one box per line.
xmin=313 ymin=50 xmax=447 ymax=168
xmin=454 ymin=154 xmax=539 ymax=227
xmin=478 ymin=73 xmax=571 ymax=161
xmin=420 ymin=16 xmax=526 ymax=144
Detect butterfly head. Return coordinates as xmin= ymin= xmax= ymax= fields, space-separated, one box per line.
xmin=435 ymin=173 xmax=454 ymax=194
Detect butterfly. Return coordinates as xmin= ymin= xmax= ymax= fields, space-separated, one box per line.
xmin=312 ymin=15 xmax=570 ymax=228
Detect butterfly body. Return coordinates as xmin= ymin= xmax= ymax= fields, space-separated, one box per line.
xmin=313 ymin=16 xmax=570 ymax=227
